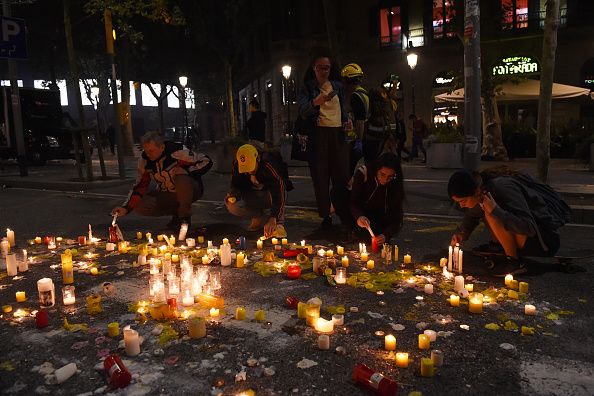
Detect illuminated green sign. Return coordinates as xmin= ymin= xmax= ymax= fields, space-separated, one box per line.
xmin=492 ymin=56 xmax=540 ymax=76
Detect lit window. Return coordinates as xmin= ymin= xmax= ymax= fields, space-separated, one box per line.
xmin=380 ymin=7 xmax=401 ymax=46
xmin=433 ymin=0 xmax=456 ymax=39
xmin=34 ymin=80 xmax=68 ymax=106
xmin=168 ymin=86 xmax=180 ymax=108
xmin=503 ymin=0 xmax=528 ymax=29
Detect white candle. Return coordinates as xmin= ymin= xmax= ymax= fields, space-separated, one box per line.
xmin=458 ymin=249 xmax=463 ymax=273
xmin=6 ymin=253 xmax=18 ymax=276
xmin=335 ymin=267 xmax=346 ymax=284
xmin=186 ymin=238 xmax=195 ymax=247
xmin=220 ymin=243 xmax=231 ymax=267
xmin=208 ymin=240 xmax=213 ymax=248
xmin=332 ymin=314 xmax=344 ymax=326
xmin=301 ymin=240 xmax=306 ymax=246
xmin=54 ymin=363 xmax=77 ymax=384
xmin=124 ymin=328 xmax=140 ymax=356
xmin=525 ymin=304 xmax=536 ymax=315
xmin=424 ymin=329 xmax=437 ymax=342
xmin=454 ymin=275 xmax=465 ymax=293
xmin=431 ymin=349 xmax=444 ymax=366
xmin=138 ymin=255 xmax=147 ymax=265
xmin=178 ymin=223 xmax=188 ymax=241
xmin=318 ymin=335 xmax=330 ymax=349
xmin=182 ymin=289 xmax=194 ymax=306
xmin=448 ymin=246 xmax=453 ymax=272
xmin=315 ymin=318 xmax=334 ymax=333
xmin=385 ymin=334 xmax=396 ymax=351
xmin=424 ymin=284 xmax=434 ymax=294
xmin=6 ymin=229 xmax=15 ymax=247
xmin=106 ymin=243 xmax=115 ymax=251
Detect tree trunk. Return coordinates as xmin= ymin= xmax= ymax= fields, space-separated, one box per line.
xmin=157 ymin=83 xmax=165 ymax=135
xmin=119 ymin=35 xmax=135 ymax=156
xmin=224 ymin=58 xmax=236 ymax=137
xmin=481 ymin=93 xmax=508 ymax=161
xmin=536 ymin=0 xmax=559 ymax=183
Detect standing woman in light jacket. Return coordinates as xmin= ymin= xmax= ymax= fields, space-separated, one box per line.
xmin=298 ymin=48 xmax=352 ymax=229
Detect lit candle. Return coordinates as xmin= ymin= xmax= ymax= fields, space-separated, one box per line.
xmin=136 ymin=231 xmax=143 ymax=239
xmin=169 ymin=236 xmax=176 ymax=245
xmin=504 ymin=274 xmax=513 ymax=286
xmin=424 ymin=284 xmax=434 ymax=294
xmin=15 ymin=291 xmax=26 ymax=302
xmin=257 ymin=239 xmax=263 ymax=249
xmin=519 ymin=282 xmax=529 ymax=293
xmin=424 ymin=329 xmax=437 ymax=342
xmin=182 ymin=289 xmax=194 ymax=306
xmin=418 ymin=334 xmax=430 ymax=349
xmin=236 ymin=307 xmax=246 ymax=320
xmin=6 ymin=253 xmax=17 ymax=276
xmin=508 ymin=290 xmax=519 ymax=299
xmin=108 ymin=322 xmax=119 ymax=337
xmin=20 ymin=250 xmax=27 ymax=271
xmin=138 ymin=255 xmax=147 ymax=265
xmin=403 ymin=254 xmax=411 ymax=264
xmin=209 ymin=307 xmax=219 ymax=317
xmin=6 ymin=229 xmax=15 ymax=246
xmin=318 ymin=335 xmax=330 ymax=349
xmin=301 ymin=240 xmax=306 ymax=246
xmin=469 ymin=293 xmax=483 ymax=314
xmin=123 ymin=328 xmax=140 ymax=356
xmin=178 ymin=223 xmax=188 ymax=241
xmin=335 ymin=267 xmax=346 ymax=284
xmin=421 ymin=358 xmax=435 ymax=377
xmin=158 ymin=234 xmax=164 ymax=241
xmin=336 ymin=246 xmax=344 ymax=255
xmin=202 ymin=255 xmax=209 ymax=264
xmin=282 ymin=238 xmax=288 ymax=245
xmin=306 ymin=304 xmax=320 ymax=326
xmin=237 ymin=252 xmax=245 ymax=267
xmin=317 ymin=249 xmax=325 ymax=257
xmin=384 ymin=334 xmax=396 ymax=351
xmin=394 ymin=245 xmax=399 ymax=261
xmin=465 ymin=283 xmax=474 ymax=292
xmin=90 ymin=267 xmax=99 ymax=275
xmin=222 ymin=238 xmax=229 ymax=245
xmin=315 ymin=318 xmax=334 ymax=333
xmin=510 ymin=280 xmax=518 ymax=290
xmin=454 ymin=275 xmax=465 ymax=293
xmin=525 ymin=304 xmax=536 ymax=315
xmin=118 ymin=241 xmax=128 ymax=254
xmin=431 ymin=349 xmax=444 ymax=367
xmin=449 ymin=294 xmax=460 ymax=307
xmin=396 ymin=352 xmax=409 ymax=368
xmin=34 ymin=236 xmax=42 ymax=244
xmin=186 ymin=238 xmax=195 ymax=247
xmin=61 ymin=252 xmax=73 ymax=285
xmin=37 ymin=278 xmax=55 ymax=308
xmin=326 ymin=249 xmax=333 ymax=257
xmin=366 ymin=259 xmax=374 ymax=270
xmin=341 ymin=256 xmax=349 ymax=267
xmin=297 ymin=302 xmax=307 ymax=319
xmin=171 ymin=254 xmax=179 ymax=263
xmin=62 ymin=286 xmax=75 ymax=305
xmin=361 ymin=252 xmax=368 ymax=262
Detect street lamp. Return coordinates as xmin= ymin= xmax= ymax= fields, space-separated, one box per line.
xmin=282 ymin=65 xmax=291 ymax=134
xmin=407 ymin=50 xmax=418 ymax=115
xmin=179 ymin=76 xmax=188 ymax=147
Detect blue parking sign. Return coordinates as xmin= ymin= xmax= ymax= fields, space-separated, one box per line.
xmin=0 ymin=16 xmax=27 ymax=60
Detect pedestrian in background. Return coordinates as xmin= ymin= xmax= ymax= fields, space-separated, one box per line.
xmin=341 ymin=63 xmax=368 ymax=176
xmin=298 ymin=48 xmax=352 ymax=229
xmin=364 ymin=87 xmax=391 ymax=164
xmin=246 ymin=99 xmax=266 ymax=142
xmin=407 ymin=113 xmax=427 ymax=163
xmin=394 ymin=110 xmax=410 ymax=160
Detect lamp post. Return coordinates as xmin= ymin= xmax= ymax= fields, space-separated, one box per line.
xmin=407 ymin=50 xmax=418 ymax=115
xmin=179 ymin=76 xmax=188 ymax=147
xmin=282 ymin=65 xmax=291 ymax=134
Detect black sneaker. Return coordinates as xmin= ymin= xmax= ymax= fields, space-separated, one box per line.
xmin=320 ymin=216 xmax=332 ymax=229
xmin=472 ymin=241 xmax=504 ymax=254
xmin=167 ymin=216 xmax=191 ymax=230
xmin=492 ymin=257 xmax=527 ymax=277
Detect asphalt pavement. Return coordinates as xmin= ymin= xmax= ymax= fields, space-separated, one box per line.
xmin=0 ymin=145 xmax=593 ymax=396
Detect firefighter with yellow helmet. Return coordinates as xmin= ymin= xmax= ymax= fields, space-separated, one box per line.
xmin=341 ymin=63 xmax=369 ymax=175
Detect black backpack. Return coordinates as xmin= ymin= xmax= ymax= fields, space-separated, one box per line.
xmin=516 ymin=174 xmax=572 ymax=227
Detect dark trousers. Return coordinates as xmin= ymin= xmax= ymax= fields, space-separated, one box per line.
xmin=308 ymin=126 xmax=350 ymax=218
xmin=396 ymin=139 xmax=410 ymax=159
xmin=409 ymin=138 xmax=426 ymax=160
xmin=134 ymin=174 xmax=203 ymax=219
xmin=330 ymin=185 xmax=387 ymax=238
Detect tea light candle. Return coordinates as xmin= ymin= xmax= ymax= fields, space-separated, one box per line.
xmin=361 ymin=252 xmax=368 ymax=262
xmin=424 ymin=284 xmax=434 ymax=294
xmin=157 ymin=234 xmax=164 ymax=241
xmin=282 ymin=238 xmax=288 ymax=245
xmin=366 ymin=259 xmax=374 ymax=269
xmin=118 ymin=241 xmax=128 ymax=254
xmin=136 ymin=232 xmax=143 ymax=239
xmin=525 ymin=304 xmax=536 ymax=315
xmin=469 ymin=295 xmax=483 ymax=314
xmin=424 ymin=329 xmax=437 ymax=342
xmin=257 ymin=239 xmax=263 ymax=249
xmin=2 ymin=305 xmax=12 ymax=313
xmin=418 ymin=334 xmax=430 ymax=349
xmin=385 ymin=334 xmax=396 ymax=351
xmin=306 ymin=304 xmax=320 ymax=326
xmin=124 ymin=328 xmax=140 ymax=356
xmin=449 ymin=294 xmax=460 ymax=307
xmin=318 ymin=335 xmax=330 ymax=349
xmin=431 ymin=349 xmax=444 ymax=366
xmin=335 ymin=267 xmax=347 ymax=284
xmin=519 ymin=282 xmax=529 ymax=293
xmin=504 ymin=274 xmax=513 ymax=286
xmin=271 ymin=238 xmax=278 ymax=245
xmin=403 ymin=254 xmax=411 ymax=264
xmin=202 ymin=255 xmax=209 ymax=265
xmin=315 ymin=318 xmax=334 ymax=333
xmin=396 ymin=352 xmax=409 ymax=368
xmin=336 ymin=246 xmax=344 ymax=255
xmin=210 ymin=308 xmax=220 ymax=317
xmin=332 ymin=314 xmax=344 ymax=326
xmin=237 ymin=252 xmax=245 ymax=267
xmin=16 ymin=291 xmax=26 ymax=302
xmin=326 ymin=249 xmax=333 ymax=257
xmin=341 ymin=256 xmax=349 ymax=267
xmin=236 ymin=307 xmax=246 ymax=320
xmin=62 ymin=286 xmax=75 ymax=305
xmin=454 ymin=275 xmax=465 ymax=293
xmin=182 ymin=290 xmax=194 ymax=306
xmin=108 ymin=322 xmax=119 ymax=337
xmin=465 ymin=283 xmax=474 ymax=292
xmin=186 ymin=238 xmax=195 ymax=247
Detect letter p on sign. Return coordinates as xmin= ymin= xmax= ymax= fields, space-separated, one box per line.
xmin=0 ymin=16 xmax=27 ymax=60
xmin=2 ymin=19 xmax=19 ymax=41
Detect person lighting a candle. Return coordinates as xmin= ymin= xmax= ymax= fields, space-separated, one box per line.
xmin=447 ymin=166 xmax=564 ymax=276
xmin=331 ymin=152 xmax=405 ymax=244
xmin=111 ymin=131 xmax=213 ymax=233
xmin=224 ymin=144 xmax=292 ymax=239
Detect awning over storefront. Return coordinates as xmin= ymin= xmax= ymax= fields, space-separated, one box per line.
xmin=434 ymin=79 xmax=593 ymax=103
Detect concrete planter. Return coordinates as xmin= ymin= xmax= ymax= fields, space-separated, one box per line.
xmin=425 ymin=142 xmax=464 ymax=169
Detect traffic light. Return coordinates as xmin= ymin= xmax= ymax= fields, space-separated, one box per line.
xmin=118 ymin=102 xmax=129 ymax=125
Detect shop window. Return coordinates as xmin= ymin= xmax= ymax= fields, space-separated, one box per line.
xmin=433 ymin=0 xmax=456 ymax=39
xmin=502 ymin=0 xmax=528 ymax=29
xmin=380 ymin=6 xmax=401 ymax=47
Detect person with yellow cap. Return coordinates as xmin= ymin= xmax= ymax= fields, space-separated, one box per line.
xmin=224 ymin=144 xmax=291 ymax=238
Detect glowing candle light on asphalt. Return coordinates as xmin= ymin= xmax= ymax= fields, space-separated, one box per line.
xmin=315 ymin=318 xmax=334 ymax=333
xmin=210 ymin=308 xmax=219 ymax=317
xmin=366 ymin=259 xmax=374 ymax=269
xmin=15 ymin=291 xmax=26 ymax=302
xmin=424 ymin=284 xmax=434 ymax=294
xmin=403 ymin=254 xmax=411 ymax=264
xmin=450 ymin=294 xmax=460 ymax=307
xmin=396 ymin=352 xmax=409 ymax=368
xmin=341 ymin=256 xmax=349 ymax=267
xmin=361 ymin=252 xmax=368 ymax=262
xmin=336 ymin=245 xmax=344 ymax=255
xmin=418 ymin=334 xmax=430 ymax=349
xmin=384 ymin=334 xmax=396 ymax=351
xmin=505 ymin=274 xmax=513 ymax=286
xmin=257 ymin=239 xmax=263 ymax=249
